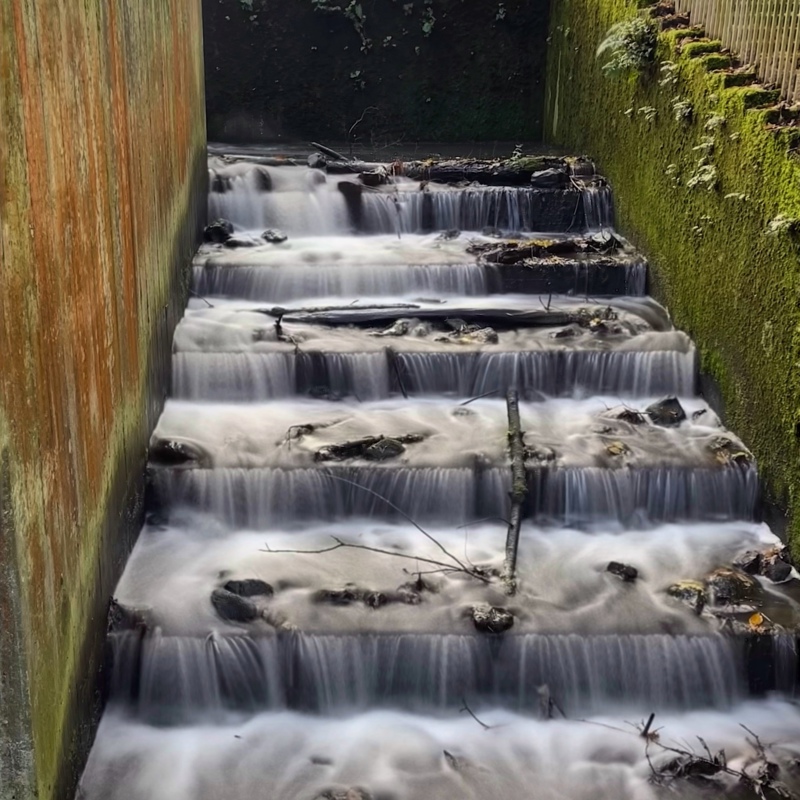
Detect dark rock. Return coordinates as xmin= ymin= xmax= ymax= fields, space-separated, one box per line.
xmin=471 ymin=605 xmax=514 ymax=634
xmin=733 ymin=550 xmax=763 ymax=575
xmin=149 ymin=438 xmax=210 ymax=468
xmin=314 ymin=788 xmax=372 ymax=800
xmin=645 ymin=397 xmax=687 ymax=427
xmin=252 ymin=166 xmax=272 ymax=192
xmin=210 ymin=173 xmax=231 ymax=194
xmin=481 ymin=226 xmax=503 ymax=237
xmin=203 ymin=218 xmax=234 ymax=243
xmin=395 ymin=585 xmax=423 ymax=605
xmin=436 ymin=229 xmax=461 ymax=241
xmin=363 ymin=438 xmax=406 ymax=461
xmin=313 ymin=587 xmax=361 ymax=606
xmin=223 ymin=579 xmax=274 ymax=598
xmin=607 ymin=561 xmax=638 ymax=582
xmin=211 ymin=589 xmax=259 ymax=623
xmin=223 ymin=235 xmax=256 ymax=248
xmin=108 ymin=598 xmax=151 ymax=633
xmin=667 ymin=580 xmax=707 ymax=614
xmin=530 ymin=167 xmax=570 ymax=188
xmin=552 ymin=326 xmax=580 ymax=339
xmin=308 ymin=153 xmax=327 ymax=170
xmin=363 ymin=591 xmax=389 ymax=609
xmin=308 ymin=386 xmax=344 ymax=402
xmin=261 ymin=228 xmax=288 ymax=244
xmin=338 ymin=181 xmax=363 ymax=228
xmin=764 ymin=559 xmax=792 ymax=583
xmin=706 ymin=567 xmax=759 ymax=606
xmin=359 ymin=168 xmax=388 ymax=187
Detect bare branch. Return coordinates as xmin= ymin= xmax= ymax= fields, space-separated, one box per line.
xmin=320 ymin=471 xmax=481 ymax=577
xmin=460 ymin=699 xmax=494 ymax=731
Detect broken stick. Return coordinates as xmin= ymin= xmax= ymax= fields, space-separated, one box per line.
xmin=503 ymin=389 xmax=528 ymax=593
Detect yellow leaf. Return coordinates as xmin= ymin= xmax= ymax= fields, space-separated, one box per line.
xmin=749 ymin=612 xmax=764 ymax=627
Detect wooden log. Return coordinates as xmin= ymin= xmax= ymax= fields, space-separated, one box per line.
xmin=310 ymin=141 xmax=347 ymax=161
xmin=504 ymin=389 xmax=528 ymax=594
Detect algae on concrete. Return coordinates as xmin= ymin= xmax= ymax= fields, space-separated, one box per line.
xmin=546 ymin=0 xmax=800 ymax=550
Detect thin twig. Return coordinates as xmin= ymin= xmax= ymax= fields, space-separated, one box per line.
xmin=260 ymin=536 xmax=469 ymax=575
xmin=319 ymin=471 xmax=487 ymax=580
xmin=189 ymin=288 xmax=214 ymax=308
xmin=459 ymin=389 xmax=499 ymax=406
xmin=460 ymin=699 xmax=494 ymax=731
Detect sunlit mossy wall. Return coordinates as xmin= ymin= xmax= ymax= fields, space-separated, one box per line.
xmin=546 ymin=0 xmax=800 ymax=547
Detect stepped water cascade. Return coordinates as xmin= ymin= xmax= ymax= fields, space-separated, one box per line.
xmin=78 ymin=153 xmax=800 ymax=799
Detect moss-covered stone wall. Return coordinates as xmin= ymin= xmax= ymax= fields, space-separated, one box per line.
xmin=203 ymin=0 xmax=550 ymax=143
xmin=0 ymin=3 xmax=206 ymax=798
xmin=546 ymin=0 xmax=800 ymax=547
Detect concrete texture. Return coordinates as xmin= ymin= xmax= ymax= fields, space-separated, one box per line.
xmin=0 ymin=2 xmax=206 ymax=798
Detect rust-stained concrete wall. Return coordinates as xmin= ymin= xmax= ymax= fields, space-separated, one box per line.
xmin=0 ymin=3 xmax=206 ymax=798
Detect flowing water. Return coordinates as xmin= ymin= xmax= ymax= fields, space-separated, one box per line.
xmin=77 ymin=154 xmax=800 ymax=799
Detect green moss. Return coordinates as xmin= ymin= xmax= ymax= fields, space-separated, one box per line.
xmin=740 ymin=87 xmax=782 ymax=108
xmin=722 ymin=71 xmax=757 ymax=88
xmin=547 ymin=0 xmax=800 ymax=554
xmin=683 ymin=39 xmax=722 ymax=57
xmin=700 ymin=54 xmax=731 ymax=71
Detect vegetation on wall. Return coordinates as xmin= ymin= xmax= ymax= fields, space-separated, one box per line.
xmin=547 ymin=0 xmax=800 ymax=549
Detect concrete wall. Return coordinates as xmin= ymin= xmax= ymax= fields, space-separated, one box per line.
xmin=0 ymin=3 xmax=206 ymax=798
xmin=203 ymin=0 xmax=550 ymax=143
xmin=546 ymin=0 xmax=800 ymax=546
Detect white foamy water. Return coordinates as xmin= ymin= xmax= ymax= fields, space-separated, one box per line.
xmin=114 ymin=517 xmax=781 ymax=636
xmin=79 ymin=702 xmax=800 ymax=800
xmin=77 ymin=154 xmax=798 ymax=800
xmin=150 ymin=397 xmax=741 ymax=470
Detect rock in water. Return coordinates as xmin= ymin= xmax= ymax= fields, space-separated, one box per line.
xmin=223 ymin=236 xmax=256 ymax=248
xmin=667 ymin=580 xmax=707 ymax=614
xmin=607 ymin=561 xmax=638 ymax=582
xmin=308 ymin=153 xmax=327 ymax=170
xmin=313 ymin=788 xmax=372 ymax=800
xmin=203 ymin=218 xmax=234 ymax=243
xmin=363 ymin=438 xmax=406 ymax=461
xmin=732 ymin=550 xmax=763 ymax=575
xmin=149 ymin=438 xmax=210 ymax=468
xmin=706 ymin=567 xmax=759 ymax=606
xmin=210 ymin=589 xmax=259 ymax=623
xmin=359 ymin=168 xmax=388 ymax=187
xmin=436 ymin=228 xmax=461 ymax=240
xmin=471 ymin=605 xmax=514 ymax=634
xmin=223 ymin=579 xmax=274 ymax=598
xmin=645 ymin=397 xmax=687 ymax=427
xmin=530 ymin=167 xmax=570 ymax=188
xmin=261 ymin=228 xmax=288 ymax=244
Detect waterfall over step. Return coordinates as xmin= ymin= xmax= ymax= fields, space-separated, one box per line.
xmin=110 ymin=631 xmax=749 ymax=721
xmin=77 ymin=151 xmax=800 ymax=800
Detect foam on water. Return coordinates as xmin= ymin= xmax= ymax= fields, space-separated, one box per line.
xmin=78 ymin=702 xmax=800 ymax=800
xmin=114 ymin=518 xmax=783 ymax=636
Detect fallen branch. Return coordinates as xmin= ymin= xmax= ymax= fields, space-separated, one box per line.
xmin=260 ymin=536 xmax=471 ymax=577
xmin=460 ymin=699 xmax=494 ymax=730
xmin=251 ymin=302 xmax=421 ymax=318
xmin=460 ymin=389 xmax=500 ymax=406
xmin=310 ymin=142 xmax=347 ymax=162
xmin=503 ymin=390 xmax=528 ymax=593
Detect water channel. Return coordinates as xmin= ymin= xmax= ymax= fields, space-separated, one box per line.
xmin=77 ymin=151 xmax=800 ymax=799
